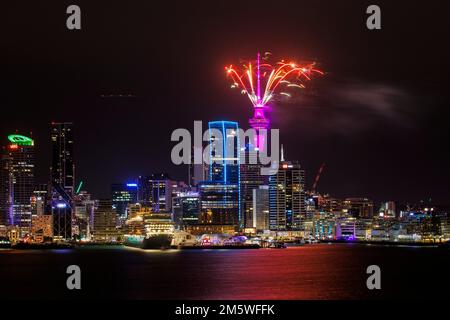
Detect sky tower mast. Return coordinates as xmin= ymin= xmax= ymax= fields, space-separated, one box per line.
xmin=249 ymin=52 xmax=270 ymax=150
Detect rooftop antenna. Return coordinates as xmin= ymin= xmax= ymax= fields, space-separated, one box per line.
xmin=281 ymin=144 xmax=285 ymax=162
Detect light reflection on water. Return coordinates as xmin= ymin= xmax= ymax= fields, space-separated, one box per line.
xmin=0 ymin=244 xmax=448 ymax=299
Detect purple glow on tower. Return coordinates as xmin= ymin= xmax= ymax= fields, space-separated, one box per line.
xmin=249 ymin=52 xmax=270 ymax=150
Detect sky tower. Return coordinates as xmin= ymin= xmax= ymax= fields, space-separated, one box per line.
xmin=248 ymin=53 xmax=270 ymax=149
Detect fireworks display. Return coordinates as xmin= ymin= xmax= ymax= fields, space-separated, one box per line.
xmin=225 ymin=52 xmax=323 ymax=149
xmin=225 ymin=52 xmax=323 ymax=108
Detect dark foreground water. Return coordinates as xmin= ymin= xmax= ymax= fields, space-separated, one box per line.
xmin=0 ymin=244 xmax=448 ymax=299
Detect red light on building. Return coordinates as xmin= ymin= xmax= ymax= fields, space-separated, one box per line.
xmin=282 ymin=164 xmax=288 ymax=169
xmin=9 ymin=144 xmax=18 ymax=150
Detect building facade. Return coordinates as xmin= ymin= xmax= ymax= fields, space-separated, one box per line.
xmin=252 ymin=185 xmax=269 ymax=231
xmin=172 ymin=191 xmax=200 ymax=228
xmin=51 ymin=122 xmax=75 ymax=195
xmin=93 ymin=199 xmax=118 ymax=241
xmin=0 ymin=134 xmax=35 ymax=236
xmin=111 ymin=183 xmax=138 ymax=217
xmin=50 ymin=122 xmax=75 ymax=240
xmin=197 ymin=121 xmax=241 ymax=232
xmin=269 ymin=160 xmax=306 ymax=231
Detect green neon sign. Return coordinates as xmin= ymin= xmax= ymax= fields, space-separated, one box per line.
xmin=8 ymin=134 xmax=34 ymax=146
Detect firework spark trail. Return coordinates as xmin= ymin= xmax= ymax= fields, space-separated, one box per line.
xmin=225 ymin=52 xmax=323 ymax=150
xmin=225 ymin=53 xmax=323 ymax=108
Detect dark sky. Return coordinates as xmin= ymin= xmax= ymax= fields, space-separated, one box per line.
xmin=1 ymin=0 xmax=449 ymax=204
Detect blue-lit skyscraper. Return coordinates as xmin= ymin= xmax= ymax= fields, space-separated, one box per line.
xmin=208 ymin=121 xmax=240 ymax=184
xmin=198 ymin=121 xmax=241 ymax=231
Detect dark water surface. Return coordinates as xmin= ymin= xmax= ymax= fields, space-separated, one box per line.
xmin=0 ymin=244 xmax=448 ymax=299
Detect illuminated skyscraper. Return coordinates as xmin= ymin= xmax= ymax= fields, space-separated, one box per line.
xmin=51 ymin=122 xmax=75 ymax=195
xmin=0 ymin=134 xmax=35 ymax=236
xmin=50 ymin=122 xmax=74 ymax=240
xmin=198 ymin=121 xmax=241 ymax=231
xmin=269 ymin=160 xmax=306 ymax=231
xmin=208 ymin=121 xmax=239 ymax=185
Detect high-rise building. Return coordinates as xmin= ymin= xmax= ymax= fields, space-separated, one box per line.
xmin=111 ymin=183 xmax=138 ymax=217
xmin=51 ymin=122 xmax=75 ymax=195
xmin=50 ymin=122 xmax=75 ymax=241
xmin=0 ymin=134 xmax=35 ymax=236
xmin=208 ymin=121 xmax=239 ymax=185
xmin=269 ymin=160 xmax=306 ymax=231
xmin=197 ymin=121 xmax=241 ymax=232
xmin=137 ymin=175 xmax=152 ymax=206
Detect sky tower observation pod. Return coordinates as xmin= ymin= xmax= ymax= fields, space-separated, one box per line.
xmin=8 ymin=134 xmax=34 ymax=146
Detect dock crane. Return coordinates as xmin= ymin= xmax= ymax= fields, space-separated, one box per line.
xmin=312 ymin=163 xmax=326 ymax=195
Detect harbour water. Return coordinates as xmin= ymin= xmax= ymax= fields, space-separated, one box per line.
xmin=1 ymin=244 xmax=448 ymax=299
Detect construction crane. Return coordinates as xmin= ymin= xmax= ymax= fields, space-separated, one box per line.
xmin=312 ymin=163 xmax=326 ymax=195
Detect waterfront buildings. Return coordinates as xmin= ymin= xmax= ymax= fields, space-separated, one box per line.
xmin=335 ymin=217 xmax=356 ymax=240
xmin=0 ymin=120 xmax=448 ymax=245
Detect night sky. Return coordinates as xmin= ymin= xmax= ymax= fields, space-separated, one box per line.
xmin=2 ymin=1 xmax=449 ymax=204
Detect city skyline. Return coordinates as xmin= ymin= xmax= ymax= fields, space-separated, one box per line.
xmin=1 ymin=1 xmax=450 ymax=303
xmin=0 ymin=120 xmax=447 ymax=209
